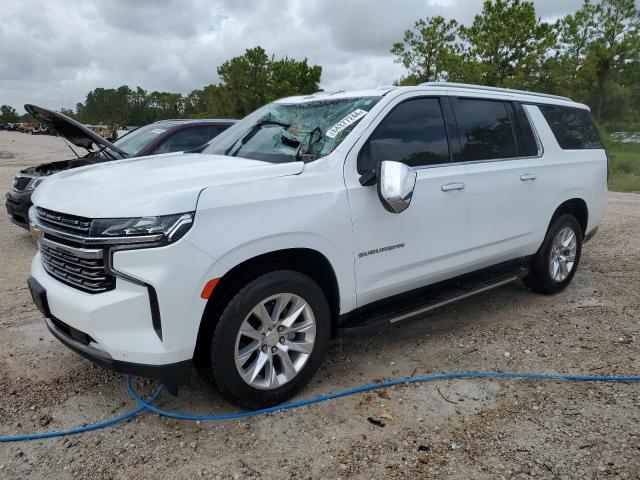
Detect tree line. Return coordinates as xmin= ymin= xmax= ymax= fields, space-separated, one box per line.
xmin=2 ymin=0 xmax=638 ymax=131
xmin=391 ymin=0 xmax=639 ymax=129
xmin=67 ymin=46 xmax=321 ymax=126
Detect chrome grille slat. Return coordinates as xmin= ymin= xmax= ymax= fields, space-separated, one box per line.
xmin=36 ymin=208 xmax=91 ymax=233
xmin=40 ymin=245 xmax=104 ymax=271
xmin=36 ymin=209 xmax=116 ymax=294
xmin=41 ymin=257 xmax=108 ymax=281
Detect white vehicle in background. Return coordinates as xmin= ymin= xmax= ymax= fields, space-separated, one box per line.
xmin=27 ymin=83 xmax=607 ymax=408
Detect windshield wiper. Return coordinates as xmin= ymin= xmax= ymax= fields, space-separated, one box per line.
xmin=225 ymin=119 xmax=291 ymax=157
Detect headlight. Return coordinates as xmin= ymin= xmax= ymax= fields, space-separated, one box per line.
xmin=89 ymin=212 xmax=194 ymax=244
xmin=27 ymin=177 xmax=46 ymax=190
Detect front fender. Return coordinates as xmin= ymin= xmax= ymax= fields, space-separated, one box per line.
xmin=188 ymin=169 xmax=357 ymax=313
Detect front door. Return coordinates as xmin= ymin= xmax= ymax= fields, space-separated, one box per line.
xmin=344 ymin=94 xmax=470 ymax=307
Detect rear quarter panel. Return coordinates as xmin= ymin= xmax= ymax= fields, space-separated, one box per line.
xmin=525 ymin=105 xmax=607 ymax=248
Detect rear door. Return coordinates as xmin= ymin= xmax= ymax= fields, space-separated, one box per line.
xmin=452 ymin=96 xmax=544 ymax=268
xmin=344 ymin=93 xmax=470 ymax=306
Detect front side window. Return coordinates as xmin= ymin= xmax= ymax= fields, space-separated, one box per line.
xmin=538 ymin=105 xmax=603 ymax=150
xmin=358 ymin=98 xmax=449 ymax=173
xmin=453 ymin=99 xmax=518 ymax=161
xmin=155 ymin=126 xmax=224 ymax=154
xmin=203 ymin=97 xmax=381 ymax=163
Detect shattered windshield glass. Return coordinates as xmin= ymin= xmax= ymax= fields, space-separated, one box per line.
xmin=203 ymin=96 xmax=381 ymax=163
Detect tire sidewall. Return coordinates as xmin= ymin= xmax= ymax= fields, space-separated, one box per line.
xmin=537 ymin=214 xmax=583 ymax=291
xmin=210 ymin=271 xmax=331 ymax=408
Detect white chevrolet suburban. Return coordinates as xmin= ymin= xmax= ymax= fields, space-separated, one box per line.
xmin=27 ymin=83 xmax=607 ymax=408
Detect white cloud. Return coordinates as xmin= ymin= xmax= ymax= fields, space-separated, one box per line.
xmin=0 ymin=0 xmax=630 ymax=114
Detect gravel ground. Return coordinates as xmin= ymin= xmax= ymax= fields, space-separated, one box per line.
xmin=0 ymin=131 xmax=638 ymax=479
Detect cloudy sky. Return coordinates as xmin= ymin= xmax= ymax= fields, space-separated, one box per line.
xmin=0 ymin=0 xmax=628 ymax=113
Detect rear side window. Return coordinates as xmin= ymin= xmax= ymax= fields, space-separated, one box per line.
xmin=156 ymin=126 xmax=225 ymax=154
xmin=538 ymin=105 xmax=603 ymax=149
xmin=452 ymin=99 xmax=517 ymax=161
xmin=358 ymin=98 xmax=449 ymax=173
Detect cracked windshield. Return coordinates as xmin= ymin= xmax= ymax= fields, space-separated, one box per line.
xmin=204 ymin=96 xmax=381 ymax=163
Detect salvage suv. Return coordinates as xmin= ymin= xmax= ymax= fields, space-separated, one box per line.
xmin=27 ymin=83 xmax=607 ymax=408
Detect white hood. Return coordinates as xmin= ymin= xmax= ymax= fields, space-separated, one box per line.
xmin=32 ymin=153 xmax=304 ymax=218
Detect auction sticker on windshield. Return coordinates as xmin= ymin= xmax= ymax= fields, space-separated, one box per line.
xmin=326 ymin=109 xmax=368 ymax=139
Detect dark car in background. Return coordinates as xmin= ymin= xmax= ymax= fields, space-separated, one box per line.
xmin=6 ymin=104 xmax=235 ymax=228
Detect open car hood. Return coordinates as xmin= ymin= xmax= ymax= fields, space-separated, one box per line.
xmin=24 ymin=104 xmax=127 ymax=156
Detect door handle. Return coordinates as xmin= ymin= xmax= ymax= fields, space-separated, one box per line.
xmin=520 ymin=173 xmax=537 ymax=181
xmin=441 ymin=182 xmax=465 ymax=192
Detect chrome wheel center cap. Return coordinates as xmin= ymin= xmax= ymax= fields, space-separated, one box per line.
xmin=264 ymin=330 xmax=279 ymax=347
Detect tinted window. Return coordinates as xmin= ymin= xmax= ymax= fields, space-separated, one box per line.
xmin=453 ymin=99 xmax=517 ymax=161
xmin=358 ymin=98 xmax=449 ymax=173
xmin=156 ymin=126 xmax=225 ymax=154
xmin=538 ymin=105 xmax=602 ymax=149
xmin=513 ymin=103 xmax=540 ymax=157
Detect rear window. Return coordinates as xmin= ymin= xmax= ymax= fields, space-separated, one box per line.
xmin=155 ymin=126 xmax=226 ymax=154
xmin=538 ymin=105 xmax=603 ymax=150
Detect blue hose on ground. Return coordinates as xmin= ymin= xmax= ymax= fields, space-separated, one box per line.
xmin=126 ymin=372 xmax=640 ymax=421
xmin=2 ymin=371 xmax=639 ymax=443
xmin=0 ymin=385 xmax=163 ymax=443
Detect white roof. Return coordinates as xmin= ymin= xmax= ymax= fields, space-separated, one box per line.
xmin=275 ymin=88 xmax=394 ymax=104
xmin=274 ymin=82 xmax=588 ymax=110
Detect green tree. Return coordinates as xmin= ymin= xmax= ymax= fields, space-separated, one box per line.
xmin=555 ymin=0 xmax=640 ymax=120
xmin=557 ymin=0 xmax=600 ymax=86
xmin=390 ymin=16 xmax=462 ymax=85
xmin=0 ymin=105 xmax=20 ymax=123
xmin=216 ymin=46 xmax=321 ymax=117
xmin=71 ymin=47 xmax=322 ymax=124
xmin=588 ymin=0 xmax=639 ymax=119
xmin=460 ymin=0 xmax=558 ymax=88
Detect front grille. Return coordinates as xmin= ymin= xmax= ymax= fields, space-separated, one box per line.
xmin=36 ymin=207 xmax=91 ymax=236
xmin=35 ymin=208 xmax=115 ymax=294
xmin=40 ymin=242 xmax=115 ymax=293
xmin=13 ymin=175 xmax=32 ymax=191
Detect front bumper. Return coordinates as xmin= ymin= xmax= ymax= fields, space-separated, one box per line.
xmin=28 ymin=275 xmax=187 ymax=381
xmin=5 ymin=189 xmax=33 ymax=229
xmin=45 ymin=311 xmax=192 ymax=385
xmin=29 ymin=235 xmax=224 ymax=381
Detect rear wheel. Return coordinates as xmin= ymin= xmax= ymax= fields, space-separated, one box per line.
xmin=524 ymin=214 xmax=583 ymax=294
xmin=205 ymin=270 xmax=330 ymax=409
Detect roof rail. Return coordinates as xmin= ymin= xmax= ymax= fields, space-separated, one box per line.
xmin=419 ymin=82 xmax=572 ymax=102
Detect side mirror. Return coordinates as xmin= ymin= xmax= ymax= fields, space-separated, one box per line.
xmin=377 ymin=160 xmax=417 ymax=214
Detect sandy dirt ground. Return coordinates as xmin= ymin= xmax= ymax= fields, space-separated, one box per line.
xmin=0 ymin=130 xmax=638 ymax=479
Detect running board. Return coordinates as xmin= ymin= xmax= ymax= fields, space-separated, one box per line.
xmin=338 ymin=260 xmax=528 ymax=336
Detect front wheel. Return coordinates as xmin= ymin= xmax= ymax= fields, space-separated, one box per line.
xmin=205 ymin=270 xmax=330 ymax=409
xmin=524 ymin=213 xmax=583 ymax=294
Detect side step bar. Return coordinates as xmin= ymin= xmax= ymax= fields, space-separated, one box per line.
xmin=338 ymin=260 xmax=529 ymax=336
xmin=389 ymin=275 xmax=519 ymax=324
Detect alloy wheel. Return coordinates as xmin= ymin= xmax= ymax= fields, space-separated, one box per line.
xmin=234 ymin=293 xmax=316 ymax=390
xmin=549 ymin=226 xmax=577 ymax=282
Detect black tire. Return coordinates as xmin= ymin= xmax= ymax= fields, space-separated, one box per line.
xmin=204 ymin=270 xmax=331 ymax=409
xmin=523 ymin=213 xmax=583 ymax=294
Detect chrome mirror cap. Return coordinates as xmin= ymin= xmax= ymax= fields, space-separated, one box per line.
xmin=377 ymin=160 xmax=417 ymax=214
